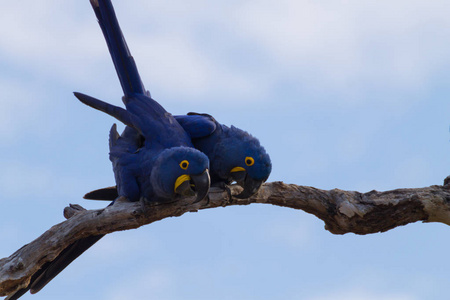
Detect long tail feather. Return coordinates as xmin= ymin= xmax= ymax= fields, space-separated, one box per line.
xmin=29 ymin=235 xmax=105 ymax=293
xmin=90 ymin=0 xmax=148 ymax=97
xmin=5 ymin=285 xmax=30 ymax=300
xmin=5 ymin=235 xmax=104 ymax=299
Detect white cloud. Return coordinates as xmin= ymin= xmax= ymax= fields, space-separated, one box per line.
xmin=3 ymin=0 xmax=450 ymax=106
xmin=233 ymin=0 xmax=450 ymax=104
xmin=131 ymin=33 xmax=268 ymax=102
xmin=0 ymin=1 xmax=110 ymax=88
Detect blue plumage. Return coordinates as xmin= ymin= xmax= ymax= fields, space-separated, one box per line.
xmin=176 ymin=113 xmax=272 ymax=198
xmin=86 ymin=113 xmax=272 ymax=200
xmin=76 ymin=92 xmax=210 ymax=203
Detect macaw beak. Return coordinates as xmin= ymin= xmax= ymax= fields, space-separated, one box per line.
xmin=230 ymin=166 xmax=246 ymax=183
xmin=175 ymin=169 xmax=210 ymax=202
xmin=230 ymin=167 xmax=264 ymax=199
xmin=234 ymin=175 xmax=264 ymax=199
xmin=191 ymin=169 xmax=211 ymax=202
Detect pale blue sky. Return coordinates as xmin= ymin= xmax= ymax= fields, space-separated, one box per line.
xmin=1 ymin=1 xmax=450 ymax=299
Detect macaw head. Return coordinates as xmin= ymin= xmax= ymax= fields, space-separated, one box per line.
xmin=150 ymin=146 xmax=211 ymax=202
xmin=214 ymin=126 xmax=272 ymax=198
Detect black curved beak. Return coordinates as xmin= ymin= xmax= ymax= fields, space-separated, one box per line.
xmin=234 ymin=175 xmax=264 ymax=199
xmin=190 ymin=169 xmax=211 ymax=202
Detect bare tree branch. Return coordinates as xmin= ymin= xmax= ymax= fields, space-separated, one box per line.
xmin=1 ymin=180 xmax=450 ymax=296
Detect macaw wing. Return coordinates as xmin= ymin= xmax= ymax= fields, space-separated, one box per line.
xmin=74 ymin=92 xmax=135 ymax=127
xmin=174 ymin=113 xmax=217 ymax=138
xmin=74 ymin=92 xmax=187 ymax=145
xmin=82 ymin=113 xmax=217 ymax=202
xmin=108 ymin=124 xmax=141 ymax=201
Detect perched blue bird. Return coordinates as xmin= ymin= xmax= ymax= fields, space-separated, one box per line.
xmin=73 ymin=93 xmax=211 ymax=203
xmin=5 ymin=1 xmax=210 ymax=299
xmin=73 ymin=0 xmax=211 ymax=204
xmin=174 ymin=113 xmax=271 ymax=198
xmin=86 ymin=112 xmax=272 ymax=200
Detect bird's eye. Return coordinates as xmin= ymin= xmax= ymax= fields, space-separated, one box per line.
xmin=180 ymin=160 xmax=189 ymax=170
xmin=245 ymin=157 xmax=255 ymax=166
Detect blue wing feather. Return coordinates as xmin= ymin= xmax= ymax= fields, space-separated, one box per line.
xmin=174 ymin=114 xmax=217 ymax=138
xmin=74 ymin=92 xmax=136 ymax=129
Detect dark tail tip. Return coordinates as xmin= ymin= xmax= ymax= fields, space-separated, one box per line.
xmin=84 ymin=186 xmax=119 ymax=201
xmin=89 ymin=0 xmax=99 ymax=8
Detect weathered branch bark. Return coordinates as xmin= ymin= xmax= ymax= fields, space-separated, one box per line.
xmin=1 ymin=180 xmax=450 ymax=296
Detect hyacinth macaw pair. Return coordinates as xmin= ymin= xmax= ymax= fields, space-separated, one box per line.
xmin=6 ymin=0 xmax=271 ymax=299
xmin=86 ymin=111 xmax=272 ymax=200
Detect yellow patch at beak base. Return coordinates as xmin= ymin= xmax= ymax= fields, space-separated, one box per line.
xmin=174 ymin=174 xmax=191 ymax=192
xmin=230 ymin=166 xmax=246 ymax=173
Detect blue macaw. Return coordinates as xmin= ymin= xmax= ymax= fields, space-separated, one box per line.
xmin=5 ymin=1 xmax=210 ymax=299
xmin=86 ymin=112 xmax=272 ymax=200
xmin=74 ymin=0 xmax=211 ymax=204
xmin=174 ymin=113 xmax=271 ymax=198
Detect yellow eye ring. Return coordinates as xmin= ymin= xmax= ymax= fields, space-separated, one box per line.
xmin=180 ymin=160 xmax=189 ymax=170
xmin=245 ymin=157 xmax=255 ymax=166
